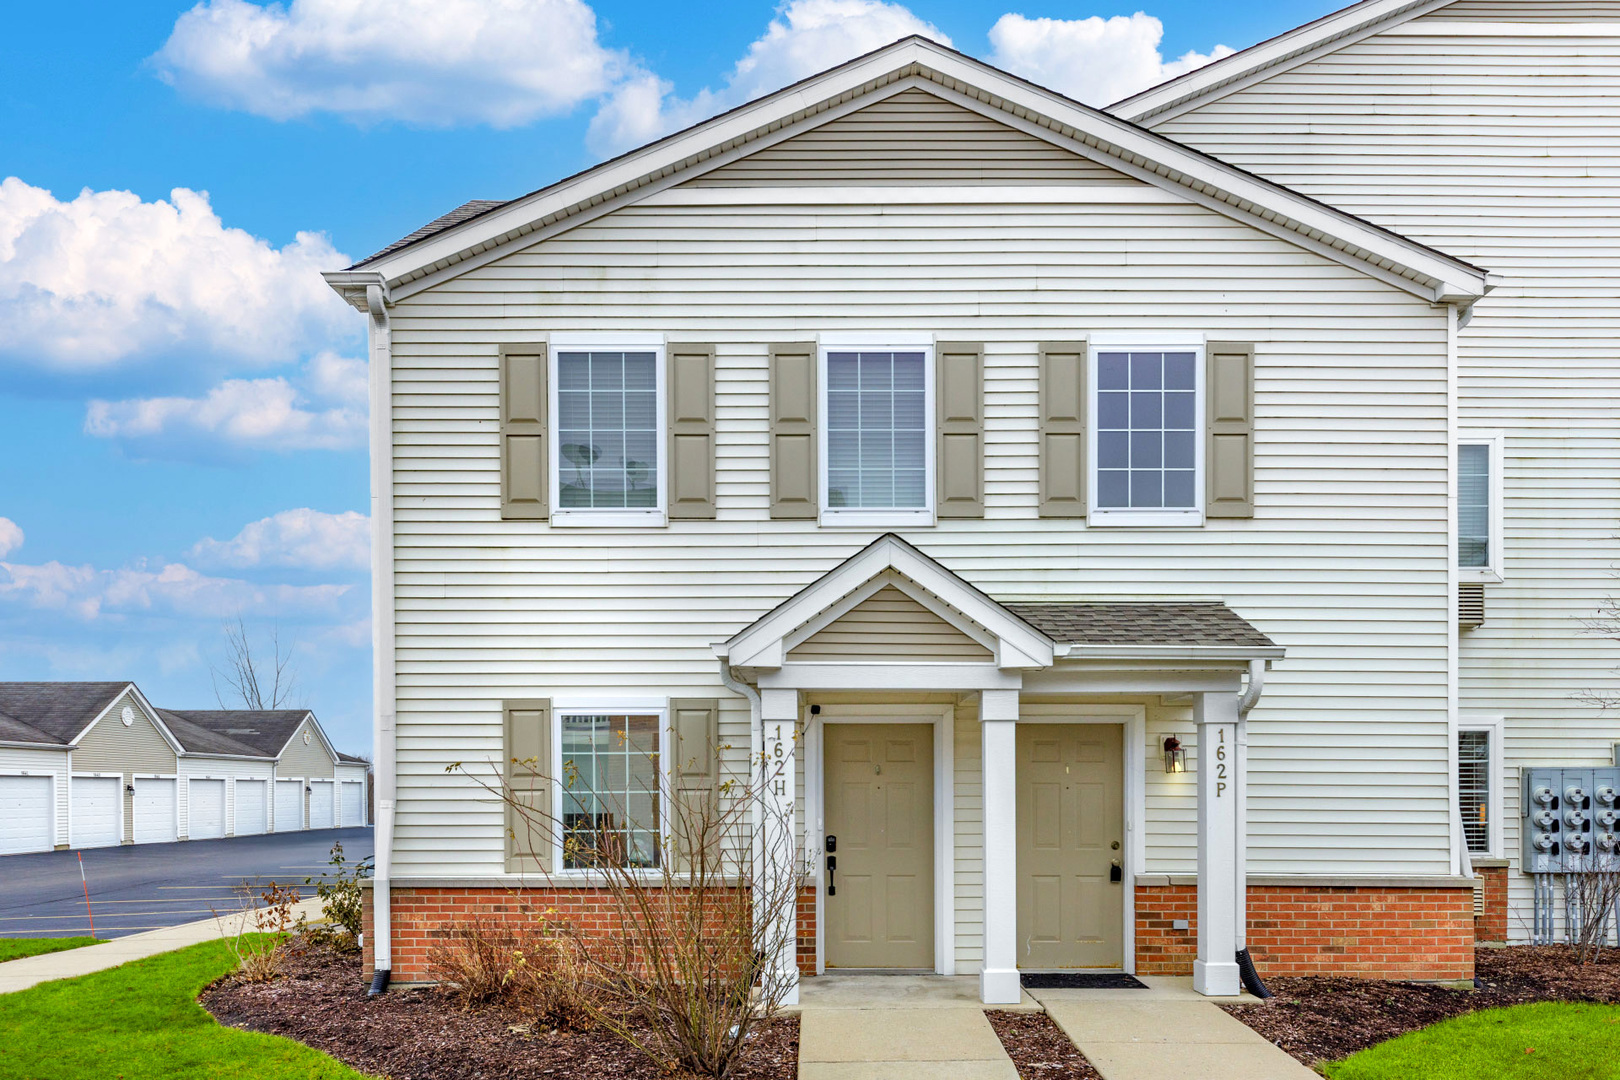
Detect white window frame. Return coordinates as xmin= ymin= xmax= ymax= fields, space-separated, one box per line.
xmin=817 ymin=337 xmax=936 ymax=528
xmin=1457 ymin=431 xmax=1504 ymax=582
xmin=548 ymin=334 xmax=668 ymax=527
xmin=550 ymin=698 xmax=671 ymax=879
xmin=1455 ymin=714 xmax=1504 ymax=860
xmin=1086 ymin=335 xmax=1206 ymax=527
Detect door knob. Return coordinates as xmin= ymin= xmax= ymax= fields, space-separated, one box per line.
xmin=1110 ymin=860 xmax=1122 ymax=884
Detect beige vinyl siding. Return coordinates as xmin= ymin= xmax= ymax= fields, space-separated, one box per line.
xmin=384 ymin=87 xmax=1452 ymax=888
xmin=72 ymin=690 xmax=177 ymax=845
xmin=1151 ymin=7 xmax=1620 ymax=939
xmin=0 ymin=746 xmax=71 ymax=848
xmin=787 ymin=585 xmax=993 ymax=661
xmin=689 ymin=89 xmax=1134 ymax=187
xmin=1429 ymin=0 xmax=1620 ymax=17
xmin=276 ymin=718 xmax=336 ymax=779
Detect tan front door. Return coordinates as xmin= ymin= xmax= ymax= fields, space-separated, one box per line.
xmin=1017 ymin=724 xmax=1125 ymax=969
xmin=824 ymin=723 xmax=934 ymax=970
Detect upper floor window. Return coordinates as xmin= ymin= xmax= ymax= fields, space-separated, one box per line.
xmin=1458 ymin=434 xmax=1503 ymax=579
xmin=551 ymin=339 xmax=666 ymax=525
xmin=820 ymin=342 xmax=934 ymax=526
xmin=1090 ymin=341 xmax=1203 ymax=525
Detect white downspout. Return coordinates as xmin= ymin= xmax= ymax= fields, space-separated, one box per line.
xmin=1234 ymin=659 xmax=1266 ymax=955
xmin=717 ymin=656 xmax=768 ymax=969
xmin=366 ymin=281 xmax=397 ymax=989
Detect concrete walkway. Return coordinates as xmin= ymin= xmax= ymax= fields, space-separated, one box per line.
xmin=0 ymin=898 xmax=324 ymax=994
xmin=797 ymin=976 xmax=1032 ymax=1079
xmin=1032 ymin=976 xmax=1317 ymax=1080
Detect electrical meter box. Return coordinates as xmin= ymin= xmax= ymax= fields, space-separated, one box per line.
xmin=1522 ymin=766 xmax=1620 ymax=873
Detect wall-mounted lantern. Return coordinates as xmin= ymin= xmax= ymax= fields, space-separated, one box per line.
xmin=1162 ymin=736 xmax=1186 ymax=774
xmin=125 ymin=783 xmax=136 ymax=795
xmin=305 ymin=785 xmax=312 ymax=793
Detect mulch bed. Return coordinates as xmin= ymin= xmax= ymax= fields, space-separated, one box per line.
xmin=200 ymin=945 xmax=798 ymax=1080
xmin=1222 ymin=946 xmax=1620 ymax=1067
xmin=986 ymin=1011 xmax=1102 ymax=1080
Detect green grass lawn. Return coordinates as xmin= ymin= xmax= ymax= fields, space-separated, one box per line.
xmin=0 ymin=936 xmax=103 ymax=963
xmin=1325 ymin=1001 xmax=1620 ymax=1080
xmin=0 ymin=936 xmax=371 ymax=1080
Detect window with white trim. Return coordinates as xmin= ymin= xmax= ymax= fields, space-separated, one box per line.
xmin=558 ymin=709 xmax=664 ymax=870
xmin=1458 ymin=435 xmax=1503 ymax=578
xmin=552 ymin=343 xmax=665 ymax=523
xmin=1457 ymin=718 xmax=1503 ymax=858
xmin=821 ymin=344 xmax=933 ymax=525
xmin=1090 ymin=343 xmax=1203 ymax=524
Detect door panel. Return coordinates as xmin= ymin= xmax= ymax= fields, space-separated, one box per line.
xmin=1017 ymin=724 xmax=1124 ymax=970
xmin=71 ymin=777 xmax=121 ymax=849
xmin=0 ymin=776 xmax=53 ymax=854
xmin=133 ymin=778 xmax=177 ymax=844
xmin=274 ymin=780 xmax=303 ymax=830
xmin=235 ymin=780 xmax=267 ymax=835
xmin=824 ymin=723 xmax=933 ymax=970
xmin=190 ymin=779 xmax=226 ymax=839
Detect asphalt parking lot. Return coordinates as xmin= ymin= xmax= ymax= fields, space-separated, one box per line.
xmin=0 ymin=827 xmax=373 ymax=938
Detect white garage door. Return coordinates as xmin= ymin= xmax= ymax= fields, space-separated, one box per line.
xmin=234 ymin=780 xmax=267 ymax=836
xmin=71 ymin=776 xmax=121 ymax=849
xmin=133 ymin=778 xmax=178 ymax=845
xmin=189 ymin=779 xmax=226 ymax=840
xmin=309 ymin=781 xmax=335 ymax=829
xmin=340 ymin=782 xmax=364 ymax=827
xmin=274 ymin=780 xmax=303 ymax=831
xmin=0 ymin=775 xmax=54 ymax=855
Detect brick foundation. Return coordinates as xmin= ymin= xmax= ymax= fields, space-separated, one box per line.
xmin=362 ymin=885 xmax=819 ymax=983
xmin=1135 ymin=883 xmax=1476 ymax=981
xmin=1474 ymin=865 xmax=1509 ymax=944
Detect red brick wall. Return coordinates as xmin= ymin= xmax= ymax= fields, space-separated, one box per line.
xmin=1475 ymin=867 xmax=1508 ymax=944
xmin=362 ymin=885 xmax=819 ymax=983
xmin=1136 ymin=883 xmax=1476 ymax=981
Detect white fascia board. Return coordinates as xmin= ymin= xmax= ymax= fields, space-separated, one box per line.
xmin=1057 ymin=645 xmax=1287 ymax=661
xmin=0 ymin=740 xmax=70 ymax=752
xmin=126 ymin=684 xmax=187 ymax=757
xmin=348 ymin=36 xmax=1484 ymax=305
xmin=322 ymin=270 xmax=389 ymax=314
xmin=1108 ymin=0 xmax=1456 ymax=124
xmin=273 ymin=712 xmax=333 ymax=762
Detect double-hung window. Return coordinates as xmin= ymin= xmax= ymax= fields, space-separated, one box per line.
xmin=1090 ymin=339 xmax=1204 ymax=525
xmin=1457 ymin=717 xmax=1503 ymax=858
xmin=820 ymin=340 xmax=934 ymax=526
xmin=1458 ymin=434 xmax=1503 ymax=580
xmin=551 ymin=336 xmax=666 ymax=525
xmin=557 ymin=705 xmax=667 ymax=871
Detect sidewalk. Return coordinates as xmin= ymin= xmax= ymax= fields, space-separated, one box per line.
xmin=0 ymin=898 xmax=324 ymax=994
xmin=1032 ymin=976 xmax=1317 ymax=1080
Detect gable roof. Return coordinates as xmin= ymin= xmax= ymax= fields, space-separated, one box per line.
xmin=327 ymin=35 xmax=1487 ymax=308
xmin=0 ymin=682 xmax=134 ymax=747
xmin=1108 ymin=0 xmax=1459 ymax=125
xmin=156 ymin=709 xmax=314 ymax=759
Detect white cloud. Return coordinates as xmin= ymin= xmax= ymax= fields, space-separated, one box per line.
xmin=0 ymin=177 xmax=352 ymax=371
xmin=986 ymin=12 xmax=1233 ymax=107
xmin=191 ymin=508 xmax=370 ymax=572
xmin=588 ymin=0 xmax=949 ymax=156
xmin=0 ymin=559 xmax=350 ymax=621
xmin=153 ymin=0 xmax=627 ymax=127
xmin=306 ymin=350 xmax=368 ymax=405
xmin=85 ymin=375 xmax=365 ymax=453
xmin=0 ymin=519 xmax=21 ymax=559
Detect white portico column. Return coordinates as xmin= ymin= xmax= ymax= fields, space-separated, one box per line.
xmin=980 ymin=689 xmax=1021 ymax=1004
xmin=760 ymin=688 xmax=800 ymax=1006
xmin=1194 ymin=690 xmax=1242 ymax=996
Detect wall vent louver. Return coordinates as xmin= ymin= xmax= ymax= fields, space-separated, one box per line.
xmin=1459 ymin=582 xmax=1485 ymax=628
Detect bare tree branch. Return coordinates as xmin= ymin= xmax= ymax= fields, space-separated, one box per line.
xmin=211 ymin=614 xmax=301 ymax=710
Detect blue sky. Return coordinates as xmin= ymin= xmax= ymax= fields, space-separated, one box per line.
xmin=0 ymin=0 xmax=1342 ymax=754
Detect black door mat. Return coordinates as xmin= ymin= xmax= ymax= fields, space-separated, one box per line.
xmin=1020 ymin=972 xmax=1148 ymax=990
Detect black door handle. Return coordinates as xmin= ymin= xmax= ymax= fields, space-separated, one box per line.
xmin=827 ymin=854 xmax=836 ymax=896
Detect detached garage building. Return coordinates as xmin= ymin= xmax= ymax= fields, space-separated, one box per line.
xmin=0 ymin=683 xmax=367 ymax=855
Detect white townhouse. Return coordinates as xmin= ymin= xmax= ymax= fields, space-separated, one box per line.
xmin=0 ymin=684 xmax=368 ymax=852
xmin=327 ymin=9 xmax=1619 ymax=1003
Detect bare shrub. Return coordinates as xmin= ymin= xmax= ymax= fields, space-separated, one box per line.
xmin=220 ymin=881 xmax=300 ymax=982
xmin=1567 ymin=865 xmax=1620 ymax=964
xmin=450 ymin=718 xmax=807 ymax=1078
xmin=428 ymin=915 xmax=594 ymax=1029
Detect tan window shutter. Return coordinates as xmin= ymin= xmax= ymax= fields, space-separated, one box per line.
xmin=668 ymin=344 xmax=717 ymax=519
xmin=1039 ymin=341 xmax=1088 ymax=517
xmin=1206 ymin=342 xmax=1255 ymax=519
xmin=770 ymin=343 xmax=818 ymax=519
xmin=669 ymin=698 xmax=720 ymax=873
xmin=504 ymin=699 xmax=552 ymax=873
xmin=501 ymin=346 xmax=548 ymax=520
xmin=936 ymin=342 xmax=984 ymax=518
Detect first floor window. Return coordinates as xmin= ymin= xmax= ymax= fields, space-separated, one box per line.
xmin=1458 ymin=727 xmax=1494 ymax=856
xmin=825 ymin=348 xmax=929 ymax=511
xmin=1094 ymin=347 xmax=1200 ymax=516
xmin=1458 ymin=441 xmax=1492 ymax=570
xmin=560 ymin=711 xmax=663 ymax=869
xmin=556 ymin=349 xmax=660 ymax=509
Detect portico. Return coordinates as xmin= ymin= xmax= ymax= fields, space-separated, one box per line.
xmin=715 ymin=534 xmax=1282 ymax=1005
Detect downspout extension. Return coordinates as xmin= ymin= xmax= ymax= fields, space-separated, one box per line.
xmin=1235 ymin=658 xmax=1272 ymax=999
xmin=365 ymin=280 xmax=397 ymax=995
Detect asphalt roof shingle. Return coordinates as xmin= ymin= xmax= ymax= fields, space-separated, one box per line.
xmin=354 ymin=199 xmax=508 ymax=267
xmin=0 ymin=683 xmax=131 ymax=746
xmin=157 ymin=709 xmax=310 ymax=758
xmin=1003 ymin=602 xmax=1277 ymax=650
